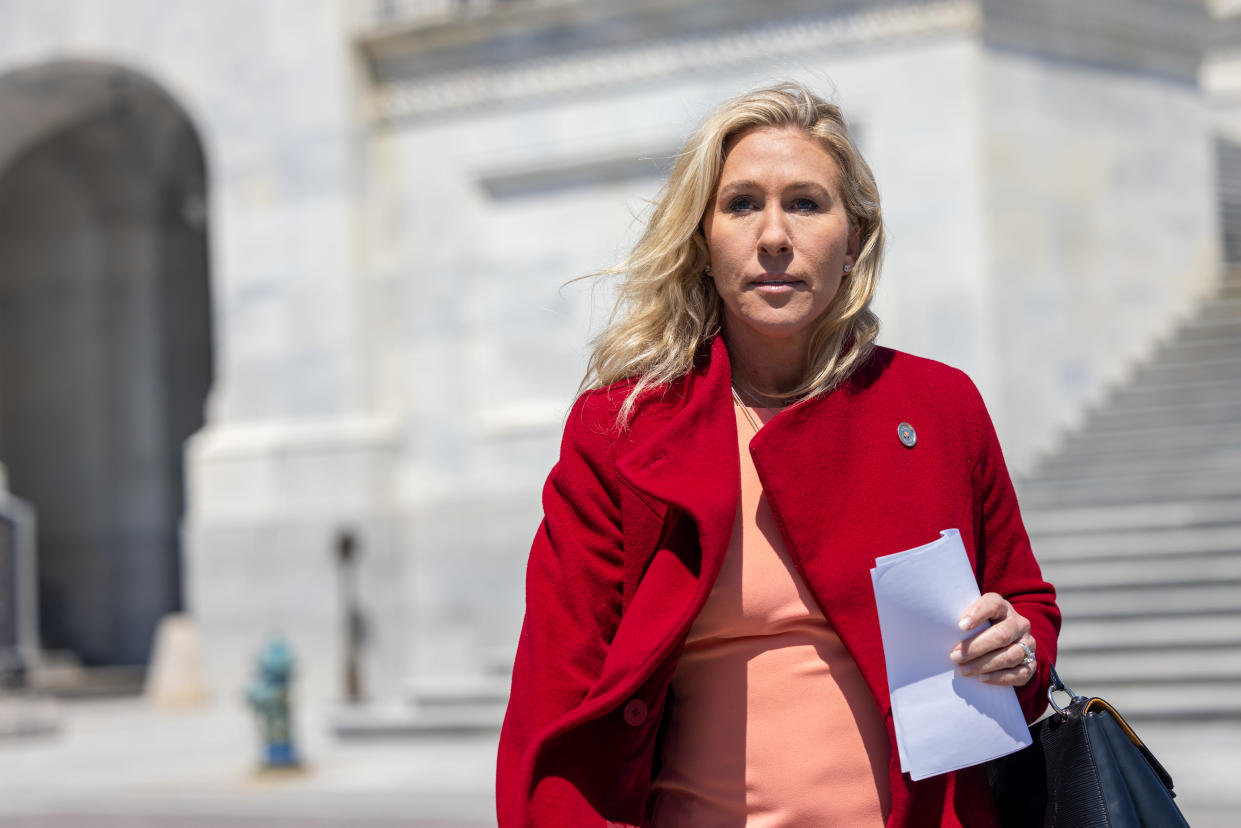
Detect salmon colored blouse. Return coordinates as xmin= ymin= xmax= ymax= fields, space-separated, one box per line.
xmin=647 ymin=402 xmax=892 ymax=826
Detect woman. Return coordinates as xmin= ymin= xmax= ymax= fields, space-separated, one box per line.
xmin=497 ymin=83 xmax=1059 ymax=827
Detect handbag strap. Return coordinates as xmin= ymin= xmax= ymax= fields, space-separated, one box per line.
xmin=1047 ymin=663 xmax=1081 ymax=716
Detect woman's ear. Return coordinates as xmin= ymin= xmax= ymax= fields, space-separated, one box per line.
xmin=847 ymin=222 xmax=862 ymax=264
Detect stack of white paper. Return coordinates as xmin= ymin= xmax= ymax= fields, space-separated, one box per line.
xmin=870 ymin=529 xmax=1031 ymax=780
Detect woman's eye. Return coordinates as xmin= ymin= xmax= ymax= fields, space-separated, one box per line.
xmin=726 ymin=196 xmax=757 ymax=213
xmin=789 ymin=198 xmax=819 ymax=212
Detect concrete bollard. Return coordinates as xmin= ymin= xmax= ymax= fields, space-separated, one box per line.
xmin=144 ymin=613 xmax=210 ymax=709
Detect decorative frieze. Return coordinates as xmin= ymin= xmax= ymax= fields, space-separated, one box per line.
xmin=364 ymin=1 xmax=982 ymax=122
xmin=353 ymin=0 xmax=585 ymax=33
xmin=358 ymin=0 xmax=1210 ymax=124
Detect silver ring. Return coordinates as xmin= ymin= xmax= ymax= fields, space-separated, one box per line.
xmin=1018 ymin=641 xmax=1036 ymax=667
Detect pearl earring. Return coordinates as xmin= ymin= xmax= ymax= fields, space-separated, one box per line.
xmin=704 ymin=264 xmax=712 ymax=275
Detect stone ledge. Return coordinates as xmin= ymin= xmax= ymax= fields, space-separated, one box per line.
xmin=0 ymin=694 xmax=60 ymax=739
xmin=328 ymin=701 xmax=502 ymax=738
xmin=188 ymin=415 xmax=404 ymax=461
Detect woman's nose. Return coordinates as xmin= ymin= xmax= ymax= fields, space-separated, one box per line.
xmin=757 ymin=208 xmax=791 ymax=256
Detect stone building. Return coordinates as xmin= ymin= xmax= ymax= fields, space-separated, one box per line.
xmin=0 ymin=0 xmax=1223 ymax=708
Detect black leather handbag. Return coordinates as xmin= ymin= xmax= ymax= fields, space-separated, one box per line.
xmin=986 ymin=665 xmax=1190 ymax=827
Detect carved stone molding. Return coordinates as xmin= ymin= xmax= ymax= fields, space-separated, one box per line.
xmin=363 ymin=0 xmax=982 ymax=122
xmin=357 ymin=0 xmax=1211 ymax=124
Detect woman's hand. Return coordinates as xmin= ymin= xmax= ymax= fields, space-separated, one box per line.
xmin=950 ymin=592 xmax=1038 ymax=687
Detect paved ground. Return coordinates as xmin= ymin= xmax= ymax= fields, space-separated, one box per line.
xmin=1 ymin=695 xmax=1237 ymax=826
xmin=0 ymin=820 xmax=466 ymax=827
xmin=0 ymin=695 xmax=495 ymax=826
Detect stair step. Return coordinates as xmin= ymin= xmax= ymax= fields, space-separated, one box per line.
xmin=1022 ymin=487 xmax=1241 ymax=510
xmin=1103 ymin=378 xmax=1241 ymax=409
xmin=1133 ymin=356 xmax=1241 ymax=385
xmin=1038 ymin=679 xmax=1241 ymax=721
xmin=1055 ymin=612 xmax=1241 ymax=650
xmin=1042 ymin=556 xmax=1241 ymax=592
xmin=1195 ymin=299 xmax=1241 ymax=324
xmin=1036 ymin=438 xmax=1241 ymax=474
xmin=1180 ymin=317 xmax=1241 ymax=340
xmin=1019 ymin=470 xmax=1241 ymax=508
xmin=1022 ymin=499 xmax=1241 ymax=534
xmin=1054 ymin=644 xmax=1241 ymax=685
xmin=1056 ymin=582 xmax=1241 ymax=616
xmin=329 ymin=702 xmax=503 ymax=738
xmin=1082 ymin=397 xmax=1241 ymax=431
xmin=1035 ymin=446 xmax=1241 ymax=479
xmin=1153 ymin=336 xmax=1241 ymax=363
xmin=1050 ymin=422 xmax=1241 ymax=458
xmin=405 ymin=675 xmax=510 ymax=718
xmin=1030 ymin=525 xmax=1241 ymax=560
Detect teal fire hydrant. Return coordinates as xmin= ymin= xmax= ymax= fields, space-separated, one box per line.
xmin=246 ymin=636 xmax=300 ymax=768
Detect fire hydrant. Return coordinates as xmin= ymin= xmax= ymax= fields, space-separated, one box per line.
xmin=246 ymin=636 xmax=300 ymax=768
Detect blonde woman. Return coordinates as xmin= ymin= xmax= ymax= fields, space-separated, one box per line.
xmin=498 ymin=83 xmax=1059 ymax=827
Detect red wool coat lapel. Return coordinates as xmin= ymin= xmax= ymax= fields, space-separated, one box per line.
xmin=596 ymin=344 xmax=738 ymax=706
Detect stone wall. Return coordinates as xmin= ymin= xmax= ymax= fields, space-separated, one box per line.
xmin=0 ymin=0 xmax=398 ymax=698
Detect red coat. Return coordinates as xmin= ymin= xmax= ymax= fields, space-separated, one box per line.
xmin=498 ymin=336 xmax=1060 ymax=827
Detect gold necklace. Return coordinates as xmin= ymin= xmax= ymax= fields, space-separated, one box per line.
xmin=731 ymin=386 xmax=763 ymax=434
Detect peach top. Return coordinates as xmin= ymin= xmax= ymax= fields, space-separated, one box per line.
xmin=647 ymin=403 xmax=891 ymax=827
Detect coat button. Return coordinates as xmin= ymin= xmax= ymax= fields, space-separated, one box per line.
xmin=897 ymin=422 xmax=917 ymax=448
xmin=623 ymin=698 xmax=648 ymax=726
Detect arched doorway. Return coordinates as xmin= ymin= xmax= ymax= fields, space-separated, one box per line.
xmin=0 ymin=62 xmax=212 ymax=667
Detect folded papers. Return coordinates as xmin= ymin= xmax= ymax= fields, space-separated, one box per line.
xmin=870 ymin=529 xmax=1031 ymax=780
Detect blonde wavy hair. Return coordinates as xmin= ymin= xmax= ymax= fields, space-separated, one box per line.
xmin=583 ymin=82 xmax=885 ymax=423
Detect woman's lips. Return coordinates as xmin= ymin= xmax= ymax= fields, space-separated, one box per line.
xmin=750 ymin=276 xmax=804 ymax=290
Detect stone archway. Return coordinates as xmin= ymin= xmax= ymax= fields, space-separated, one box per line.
xmin=0 ymin=62 xmax=212 ymax=667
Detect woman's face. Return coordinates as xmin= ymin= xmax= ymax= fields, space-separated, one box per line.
xmin=703 ymin=125 xmax=859 ymax=354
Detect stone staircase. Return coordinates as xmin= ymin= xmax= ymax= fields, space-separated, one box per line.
xmin=1219 ymin=138 xmax=1241 ymax=264
xmin=330 ymin=649 xmax=512 ymax=738
xmin=1017 ymin=266 xmax=1241 ymax=721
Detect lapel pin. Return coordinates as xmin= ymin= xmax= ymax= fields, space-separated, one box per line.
xmin=898 ymin=422 xmax=917 ymax=448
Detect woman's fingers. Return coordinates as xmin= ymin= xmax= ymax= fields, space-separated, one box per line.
xmin=953 ymin=616 xmax=1030 ymax=664
xmin=971 ymin=661 xmax=1036 ymax=686
xmin=952 ymin=593 xmax=1029 ymax=661
xmin=955 ymin=636 xmax=1036 ymax=677
xmin=950 ymin=593 xmax=1036 ymax=686
xmin=957 ymin=592 xmax=1006 ymax=632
